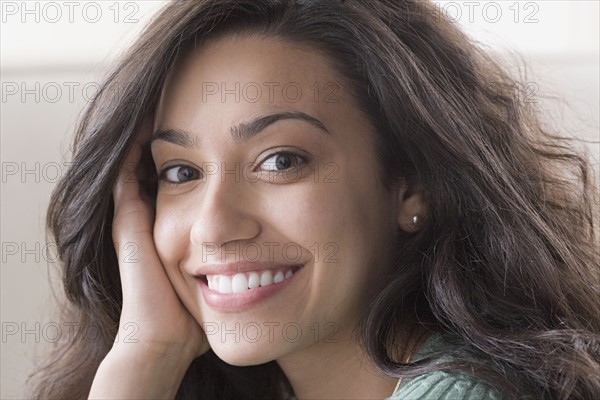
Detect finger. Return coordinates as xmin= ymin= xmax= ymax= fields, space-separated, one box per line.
xmin=113 ymin=118 xmax=154 ymax=214
xmin=111 ymin=119 xmax=166 ymax=290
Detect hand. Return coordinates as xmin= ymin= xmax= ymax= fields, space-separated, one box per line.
xmin=110 ymin=119 xmax=209 ymax=361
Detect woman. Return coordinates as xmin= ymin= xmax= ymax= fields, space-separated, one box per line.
xmin=29 ymin=1 xmax=599 ymax=399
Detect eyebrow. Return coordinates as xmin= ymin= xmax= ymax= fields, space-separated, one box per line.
xmin=151 ymin=111 xmax=330 ymax=149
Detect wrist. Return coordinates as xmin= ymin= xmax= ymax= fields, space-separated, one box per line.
xmin=109 ymin=338 xmax=198 ymax=368
xmin=110 ymin=321 xmax=201 ymax=363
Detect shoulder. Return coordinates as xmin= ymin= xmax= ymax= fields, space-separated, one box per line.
xmin=387 ymin=370 xmax=506 ymax=400
xmin=386 ymin=332 xmax=507 ymax=400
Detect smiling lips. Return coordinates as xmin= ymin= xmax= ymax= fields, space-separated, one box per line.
xmin=206 ymin=266 xmax=299 ymax=294
xmin=195 ymin=262 xmax=305 ymax=311
xmin=194 ymin=261 xmax=304 ymax=294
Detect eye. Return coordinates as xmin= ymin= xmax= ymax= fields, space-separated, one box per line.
xmin=159 ymin=165 xmax=201 ymax=184
xmin=258 ymin=151 xmax=306 ymax=172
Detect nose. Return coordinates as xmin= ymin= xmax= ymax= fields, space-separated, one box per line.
xmin=190 ymin=170 xmax=261 ymax=250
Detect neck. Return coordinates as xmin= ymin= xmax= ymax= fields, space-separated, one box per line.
xmin=277 ymin=329 xmax=398 ymax=400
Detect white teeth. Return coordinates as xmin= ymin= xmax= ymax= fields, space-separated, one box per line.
xmin=205 ymin=267 xmax=297 ymax=294
xmin=273 ymin=271 xmax=284 ymax=283
xmin=260 ymin=270 xmax=274 ymax=287
xmin=248 ymin=272 xmax=260 ymax=289
xmin=232 ymin=273 xmax=249 ymax=293
xmin=218 ymin=275 xmax=232 ymax=294
xmin=207 ymin=275 xmax=219 ymax=290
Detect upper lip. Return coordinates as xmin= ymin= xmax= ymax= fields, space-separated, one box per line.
xmin=192 ymin=261 xmax=302 ymax=277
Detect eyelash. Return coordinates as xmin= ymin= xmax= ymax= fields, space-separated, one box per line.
xmin=157 ymin=150 xmax=309 ymax=186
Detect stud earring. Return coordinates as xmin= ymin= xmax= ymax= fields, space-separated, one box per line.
xmin=412 ymin=215 xmax=419 ymax=225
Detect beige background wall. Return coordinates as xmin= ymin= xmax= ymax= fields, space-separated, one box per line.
xmin=1 ymin=1 xmax=598 ymax=398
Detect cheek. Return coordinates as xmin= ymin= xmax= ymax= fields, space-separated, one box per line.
xmin=299 ymin=169 xmax=392 ymax=283
xmin=264 ymin=179 xmax=366 ymax=271
xmin=153 ymin=202 xmax=190 ymax=267
xmin=260 ymin=182 xmax=347 ymax=248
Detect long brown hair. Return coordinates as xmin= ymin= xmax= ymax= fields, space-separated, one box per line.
xmin=29 ymin=1 xmax=600 ymax=399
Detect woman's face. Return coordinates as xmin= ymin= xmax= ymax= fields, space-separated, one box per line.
xmin=152 ymin=35 xmax=405 ymax=365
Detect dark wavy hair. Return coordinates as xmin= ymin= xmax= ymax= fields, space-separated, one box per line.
xmin=29 ymin=1 xmax=600 ymax=399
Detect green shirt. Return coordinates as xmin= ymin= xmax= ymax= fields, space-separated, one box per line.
xmin=386 ymin=333 xmax=506 ymax=400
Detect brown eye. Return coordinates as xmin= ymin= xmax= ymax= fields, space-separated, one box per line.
xmin=160 ymin=165 xmax=201 ymax=183
xmin=259 ymin=151 xmax=304 ymax=172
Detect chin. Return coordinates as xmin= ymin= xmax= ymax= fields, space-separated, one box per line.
xmin=208 ymin=339 xmax=285 ymax=366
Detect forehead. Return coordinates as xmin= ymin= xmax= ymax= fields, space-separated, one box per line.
xmin=155 ymin=35 xmax=351 ymax=129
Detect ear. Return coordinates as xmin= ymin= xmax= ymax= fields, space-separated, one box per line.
xmin=396 ymin=177 xmax=427 ymax=233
